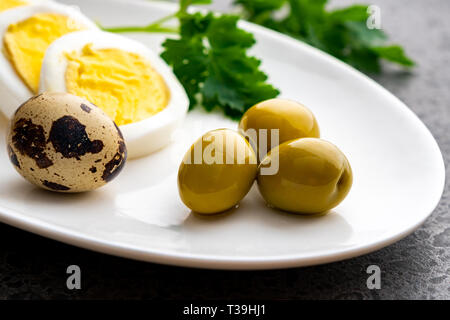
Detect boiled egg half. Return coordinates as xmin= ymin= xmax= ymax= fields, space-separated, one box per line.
xmin=40 ymin=30 xmax=189 ymax=159
xmin=0 ymin=1 xmax=98 ymax=117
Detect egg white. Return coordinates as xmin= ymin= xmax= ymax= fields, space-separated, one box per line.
xmin=0 ymin=2 xmax=98 ymax=118
xmin=40 ymin=30 xmax=189 ymax=159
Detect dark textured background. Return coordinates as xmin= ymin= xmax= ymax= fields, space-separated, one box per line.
xmin=0 ymin=0 xmax=448 ymax=300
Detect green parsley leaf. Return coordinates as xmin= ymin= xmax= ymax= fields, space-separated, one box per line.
xmin=162 ymin=12 xmax=279 ymax=118
xmin=371 ymin=45 xmax=415 ymax=67
xmin=161 ymin=37 xmax=208 ymax=107
xmin=235 ymin=0 xmax=285 ymax=17
xmin=180 ymin=0 xmax=212 ymax=13
xmin=329 ymin=5 xmax=369 ymax=22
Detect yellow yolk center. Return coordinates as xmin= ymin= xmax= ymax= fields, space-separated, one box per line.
xmin=64 ymin=44 xmax=170 ymax=126
xmin=3 ymin=13 xmax=86 ymax=93
xmin=0 ymin=0 xmax=28 ymax=12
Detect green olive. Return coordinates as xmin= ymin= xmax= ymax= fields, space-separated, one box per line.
xmin=178 ymin=129 xmax=258 ymax=214
xmin=257 ymin=138 xmax=353 ymax=214
xmin=238 ymin=99 xmax=320 ymax=159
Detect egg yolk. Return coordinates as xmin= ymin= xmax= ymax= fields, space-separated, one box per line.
xmin=3 ymin=13 xmax=86 ymax=93
xmin=64 ymin=44 xmax=170 ymax=126
xmin=0 ymin=0 xmax=28 ymax=12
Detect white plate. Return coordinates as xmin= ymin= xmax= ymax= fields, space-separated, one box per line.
xmin=0 ymin=0 xmax=445 ymax=270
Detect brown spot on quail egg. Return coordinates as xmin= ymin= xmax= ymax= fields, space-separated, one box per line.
xmin=7 ymin=145 xmax=20 ymax=169
xmin=7 ymin=92 xmax=127 ymax=193
xmin=80 ymin=103 xmax=91 ymax=113
xmin=42 ymin=180 xmax=71 ymax=191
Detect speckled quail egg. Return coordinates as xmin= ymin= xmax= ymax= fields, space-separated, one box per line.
xmin=7 ymin=92 xmax=127 ymax=192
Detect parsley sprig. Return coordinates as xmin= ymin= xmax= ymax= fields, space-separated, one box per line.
xmin=105 ymin=0 xmax=280 ymax=119
xmin=104 ymin=0 xmax=415 ymax=119
xmin=235 ymin=0 xmax=415 ymax=73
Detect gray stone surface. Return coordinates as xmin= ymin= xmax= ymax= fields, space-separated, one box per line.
xmin=0 ymin=0 xmax=448 ymax=300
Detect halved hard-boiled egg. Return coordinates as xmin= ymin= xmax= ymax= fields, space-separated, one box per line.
xmin=40 ymin=30 xmax=189 ymax=159
xmin=0 ymin=1 xmax=98 ymax=118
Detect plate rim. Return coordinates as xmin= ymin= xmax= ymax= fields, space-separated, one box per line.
xmin=0 ymin=0 xmax=446 ymax=270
